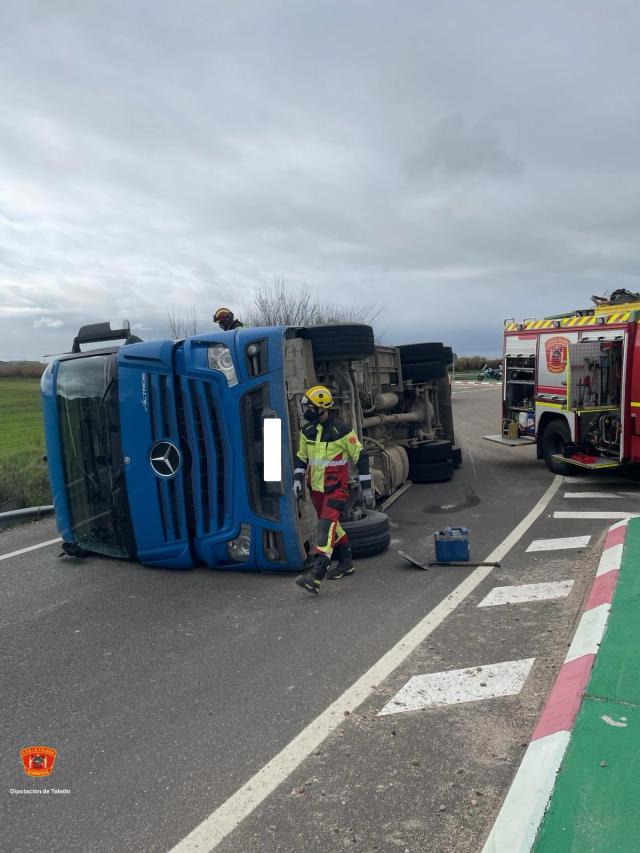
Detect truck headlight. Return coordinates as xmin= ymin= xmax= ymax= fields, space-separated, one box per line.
xmin=208 ymin=344 xmax=238 ymax=386
xmin=227 ymin=524 xmax=252 ymax=562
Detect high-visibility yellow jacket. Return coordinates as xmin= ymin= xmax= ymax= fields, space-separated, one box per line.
xmin=294 ymin=415 xmax=371 ymax=494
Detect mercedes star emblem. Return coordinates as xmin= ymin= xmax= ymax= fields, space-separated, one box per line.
xmin=149 ymin=441 xmax=181 ymax=478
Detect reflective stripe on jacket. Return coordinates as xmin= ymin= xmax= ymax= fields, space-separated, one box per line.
xmin=294 ymin=415 xmax=368 ymax=494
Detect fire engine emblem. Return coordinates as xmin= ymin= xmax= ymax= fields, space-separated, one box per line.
xmin=20 ymin=746 xmax=57 ymax=777
xmin=544 ymin=336 xmax=569 ymax=374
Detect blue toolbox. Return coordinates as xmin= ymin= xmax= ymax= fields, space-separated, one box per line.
xmin=434 ymin=527 xmax=470 ymax=563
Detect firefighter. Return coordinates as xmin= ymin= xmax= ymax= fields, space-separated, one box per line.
xmin=213 ymin=307 xmax=244 ymax=331
xmin=293 ymin=385 xmax=375 ymax=594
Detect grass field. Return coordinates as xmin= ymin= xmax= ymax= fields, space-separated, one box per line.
xmin=0 ymin=378 xmax=50 ymax=507
xmin=0 ymin=377 xmax=44 ymax=461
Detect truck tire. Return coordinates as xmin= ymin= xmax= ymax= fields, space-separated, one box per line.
xmin=407 ymin=440 xmax=452 ymax=464
xmin=451 ymin=446 xmax=462 ymax=468
xmin=341 ymin=510 xmax=391 ymax=558
xmin=398 ymin=342 xmax=443 ymax=365
xmin=409 ymin=459 xmax=455 ymax=483
xmin=307 ymin=324 xmax=375 ymax=361
xmin=541 ymin=418 xmax=573 ymax=475
xmin=440 ymin=346 xmax=454 ymax=365
xmin=402 ymin=361 xmax=448 ymax=382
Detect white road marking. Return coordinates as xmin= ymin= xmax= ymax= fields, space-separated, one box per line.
xmin=601 ymin=715 xmax=627 ymax=728
xmin=553 ymin=511 xmax=639 ymax=520
xmin=563 ymin=491 xmax=623 ymax=499
xmin=565 ymin=603 xmax=610 ymax=663
xmin=478 ymin=581 xmax=573 ymax=608
xmin=482 ymin=730 xmax=570 ymax=853
xmin=168 ymin=475 xmax=563 ymax=853
xmin=562 ymin=476 xmax=633 ymax=485
xmin=526 ymin=535 xmax=591 ymax=552
xmin=0 ymin=538 xmax=62 ymax=561
xmin=378 ymin=659 xmax=535 ymax=715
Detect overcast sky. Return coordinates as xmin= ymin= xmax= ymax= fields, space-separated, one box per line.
xmin=1 ymin=1 xmax=640 ymax=361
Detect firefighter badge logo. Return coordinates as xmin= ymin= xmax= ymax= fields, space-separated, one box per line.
xmin=20 ymin=746 xmax=57 ymax=777
xmin=544 ymin=336 xmax=569 ymax=375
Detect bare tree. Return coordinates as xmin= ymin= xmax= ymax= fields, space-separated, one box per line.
xmin=244 ymin=279 xmax=382 ymax=327
xmin=167 ymin=307 xmax=202 ymax=339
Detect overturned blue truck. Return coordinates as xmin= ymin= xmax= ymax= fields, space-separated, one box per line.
xmin=41 ymin=320 xmax=460 ymax=570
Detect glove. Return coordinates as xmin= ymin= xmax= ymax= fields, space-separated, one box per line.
xmin=361 ymin=487 xmax=375 ymax=509
xmin=293 ymin=480 xmax=303 ymax=499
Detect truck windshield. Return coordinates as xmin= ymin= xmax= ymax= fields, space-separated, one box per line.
xmin=56 ymin=354 xmax=133 ymax=558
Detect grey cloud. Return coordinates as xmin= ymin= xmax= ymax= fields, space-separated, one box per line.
xmin=1 ymin=1 xmax=640 ymax=361
xmin=406 ymin=115 xmax=523 ymax=181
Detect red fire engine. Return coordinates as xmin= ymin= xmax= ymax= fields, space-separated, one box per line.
xmin=485 ymin=290 xmax=640 ymax=474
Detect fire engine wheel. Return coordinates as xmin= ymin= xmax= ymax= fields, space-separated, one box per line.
xmin=307 ymin=324 xmax=375 ymax=361
xmin=409 ymin=459 xmax=455 ymax=483
xmin=541 ymin=418 xmax=573 ymax=474
xmin=398 ymin=342 xmax=443 ymax=365
xmin=341 ymin=510 xmax=391 ymax=558
xmin=407 ymin=440 xmax=452 ymax=465
xmin=402 ymin=361 xmax=448 ymax=382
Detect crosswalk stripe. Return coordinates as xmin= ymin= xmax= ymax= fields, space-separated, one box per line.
xmin=526 ymin=536 xmax=591 ymax=552
xmin=554 ymin=511 xmax=639 ymax=520
xmin=563 ymin=492 xmax=622 ymax=499
xmin=377 ymin=658 xmax=535 ymax=715
xmin=562 ymin=476 xmax=634 ymax=485
xmin=478 ymin=581 xmax=573 ymax=608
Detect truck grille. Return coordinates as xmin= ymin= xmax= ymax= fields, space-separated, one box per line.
xmin=178 ymin=378 xmax=226 ymax=535
xmin=147 ymin=372 xmax=188 ymax=544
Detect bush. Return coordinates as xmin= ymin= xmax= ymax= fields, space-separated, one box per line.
xmin=0 ymin=448 xmax=52 ymax=508
xmin=0 ymin=361 xmax=47 ymax=378
xmin=453 ymin=355 xmax=501 ymax=371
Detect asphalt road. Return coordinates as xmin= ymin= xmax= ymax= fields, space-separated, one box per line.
xmin=2 ymin=384 xmax=637 ymax=852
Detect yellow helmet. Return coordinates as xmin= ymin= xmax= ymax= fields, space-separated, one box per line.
xmin=304 ymin=384 xmax=334 ymax=409
xmin=213 ymin=307 xmax=232 ymax=323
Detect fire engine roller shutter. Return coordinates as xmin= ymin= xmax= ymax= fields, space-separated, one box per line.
xmin=340 ymin=510 xmax=391 ymax=558
xmin=401 ymin=361 xmax=448 ymax=382
xmin=307 ymin=324 xmax=375 ymax=361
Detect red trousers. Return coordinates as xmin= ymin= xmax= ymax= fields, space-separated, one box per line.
xmin=311 ymin=489 xmax=348 ymax=556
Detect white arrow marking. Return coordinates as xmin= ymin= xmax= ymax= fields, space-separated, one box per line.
xmin=378 ymin=658 xmax=535 ymax=716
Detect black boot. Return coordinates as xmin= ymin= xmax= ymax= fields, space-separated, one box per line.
xmin=326 ymin=543 xmax=355 ymax=580
xmin=295 ymin=553 xmax=330 ymax=594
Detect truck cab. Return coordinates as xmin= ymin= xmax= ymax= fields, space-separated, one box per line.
xmin=42 ymin=321 xmax=459 ymax=570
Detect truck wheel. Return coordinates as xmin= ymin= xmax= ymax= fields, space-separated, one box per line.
xmin=451 ymin=446 xmax=462 ymax=468
xmin=409 ymin=459 xmax=455 ymax=483
xmin=402 ymin=361 xmax=447 ymax=382
xmin=398 ymin=342 xmax=443 ymax=365
xmin=407 ymin=440 xmax=452 ymax=464
xmin=440 ymin=346 xmax=454 ymax=365
xmin=341 ymin=510 xmax=391 ymax=558
xmin=541 ymin=418 xmax=573 ymax=474
xmin=307 ymin=324 xmax=375 ymax=360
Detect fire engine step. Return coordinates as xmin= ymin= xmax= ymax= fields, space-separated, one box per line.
xmin=550 ymin=454 xmax=624 ymax=470
xmin=483 ymin=434 xmax=537 ymax=447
